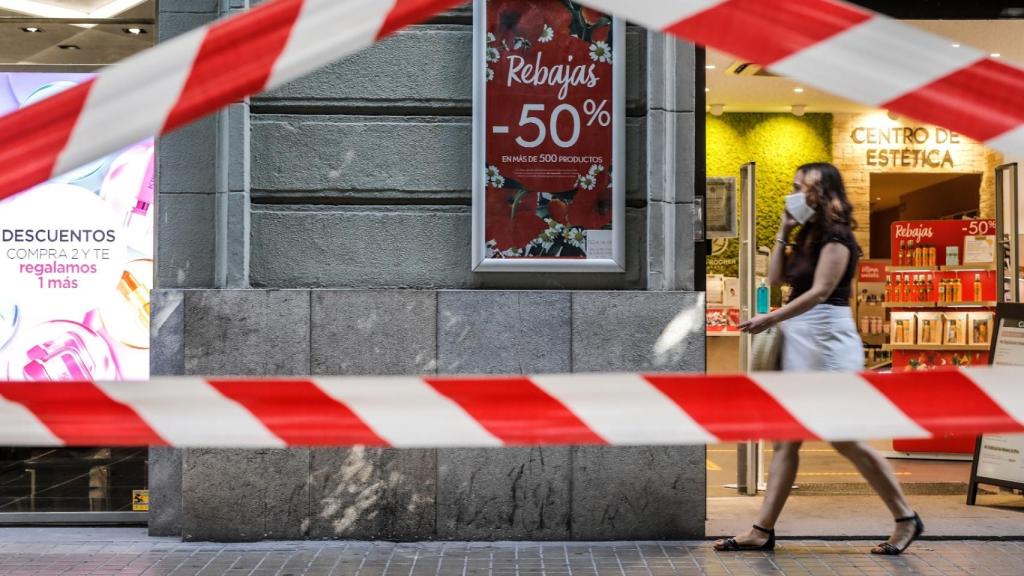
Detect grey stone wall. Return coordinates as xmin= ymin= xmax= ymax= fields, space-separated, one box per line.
xmin=152 ymin=2 xmax=706 ymax=541
xmin=152 ymin=289 xmax=705 ymax=541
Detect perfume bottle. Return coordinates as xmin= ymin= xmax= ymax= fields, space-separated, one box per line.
xmin=898 ymin=241 xmax=905 ymax=266
xmin=974 ymin=273 xmax=982 ymax=302
xmin=116 ymin=269 xmax=151 ymax=327
xmin=23 ymin=332 xmax=96 ymax=380
xmin=0 ymin=303 xmax=17 ymax=349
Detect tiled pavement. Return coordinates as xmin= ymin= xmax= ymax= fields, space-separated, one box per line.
xmin=1 ymin=532 xmax=1023 ymax=576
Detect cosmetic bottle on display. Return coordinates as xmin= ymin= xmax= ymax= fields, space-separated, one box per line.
xmin=117 ymin=270 xmax=151 ymax=327
xmin=756 ymin=278 xmax=769 ymax=314
xmin=974 ymin=273 xmax=982 ymax=302
xmin=101 ymin=142 xmax=155 ymax=254
xmin=7 ymin=321 xmax=118 ymax=381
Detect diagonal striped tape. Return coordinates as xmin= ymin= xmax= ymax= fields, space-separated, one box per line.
xmin=3 ymin=0 xmax=1024 ymax=203
xmin=0 ymin=367 xmax=1020 ymax=448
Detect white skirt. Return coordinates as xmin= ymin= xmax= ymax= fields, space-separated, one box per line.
xmin=781 ymin=304 xmax=864 ymax=372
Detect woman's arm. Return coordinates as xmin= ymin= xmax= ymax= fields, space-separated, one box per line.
xmin=740 ymin=241 xmax=850 ymax=334
xmin=768 ymin=215 xmax=797 ymax=287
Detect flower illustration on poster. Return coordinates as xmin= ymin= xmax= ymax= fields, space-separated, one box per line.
xmin=0 ymin=73 xmax=153 ymax=381
xmin=484 ymin=0 xmax=615 ymax=261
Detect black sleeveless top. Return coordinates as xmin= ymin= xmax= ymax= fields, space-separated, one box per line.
xmin=784 ymin=226 xmax=859 ymax=306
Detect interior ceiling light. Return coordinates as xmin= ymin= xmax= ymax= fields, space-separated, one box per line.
xmin=887 ymin=110 xmax=900 ymax=121
xmin=124 ymin=27 xmax=146 ymax=35
xmin=791 ymin=104 xmax=806 ymax=117
xmin=793 ymin=87 xmax=804 ymax=93
xmin=0 ymin=0 xmax=148 ymax=27
xmin=58 ymin=44 xmax=80 ymax=50
xmin=709 ymin=104 xmax=724 ymax=116
xmin=704 ymin=87 xmax=710 ymax=92
xmin=705 ymin=64 xmax=716 ymax=70
xmin=20 ymin=26 xmax=41 ymax=32
xmin=991 ymin=53 xmax=1001 ymax=58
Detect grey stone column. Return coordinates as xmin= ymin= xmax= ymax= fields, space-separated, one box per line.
xmin=646 ymin=32 xmax=702 ymax=291
xmin=149 ymin=0 xmax=250 ymax=537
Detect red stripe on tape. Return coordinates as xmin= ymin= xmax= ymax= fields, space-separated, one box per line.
xmin=0 ymin=382 xmax=165 ymax=446
xmin=645 ymin=374 xmax=816 ymax=441
xmin=861 ymin=370 xmax=1024 ymax=436
xmin=0 ymin=81 xmax=91 ymax=202
xmin=884 ymin=58 xmax=1024 ymax=143
xmin=210 ymin=379 xmax=387 ymax=446
xmin=377 ymin=0 xmax=466 ymax=40
xmin=427 ymin=377 xmax=605 ymax=445
xmin=665 ymin=0 xmax=870 ymax=65
xmin=162 ymin=0 xmax=303 ymax=133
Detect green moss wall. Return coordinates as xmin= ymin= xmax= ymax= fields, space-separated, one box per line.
xmin=706 ymin=113 xmax=833 ymax=277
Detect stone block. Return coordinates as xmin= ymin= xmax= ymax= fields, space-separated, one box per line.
xmin=646 ymin=32 xmax=696 ymax=113
xmin=436 ymin=447 xmax=571 ymax=540
xmin=250 ymin=116 xmax=644 ymax=202
xmin=251 ymin=206 xmax=473 ymax=288
xmin=159 ymin=115 xmax=217 ymax=194
xmin=147 ymin=448 xmax=182 ymax=537
xmin=157 ymin=12 xmax=215 ymax=43
xmin=571 ymin=446 xmax=705 ymax=540
xmin=571 ymin=291 xmax=705 ymax=372
xmin=251 ymin=206 xmax=646 ymax=290
xmin=256 ymin=27 xmax=644 ymax=112
xmin=437 ymin=291 xmax=571 ymax=374
xmin=647 ymin=201 xmax=697 ymax=291
xmin=223 ymin=191 xmax=250 ymax=288
xmin=150 ymin=289 xmax=184 ymax=376
xmin=159 ymin=0 xmax=219 ymax=14
xmin=182 ymin=448 xmax=310 ymax=541
xmin=183 ymin=289 xmax=310 ymax=375
xmin=156 ymin=194 xmax=215 ymax=289
xmin=647 ymin=110 xmax=696 ymax=203
xmin=311 ymin=290 xmax=437 ymax=375
xmin=309 ymin=448 xmax=436 ymax=540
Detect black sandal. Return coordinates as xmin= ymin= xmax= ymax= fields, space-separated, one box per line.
xmin=871 ymin=512 xmax=924 ymax=555
xmin=714 ymin=524 xmax=776 ymax=552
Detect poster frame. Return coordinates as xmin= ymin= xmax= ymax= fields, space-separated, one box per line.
xmin=470 ymin=0 xmax=626 ymax=272
xmin=967 ymin=302 xmax=1024 ymax=505
xmin=705 ymin=176 xmax=737 ymax=239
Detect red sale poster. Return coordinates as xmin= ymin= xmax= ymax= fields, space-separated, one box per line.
xmin=480 ymin=0 xmax=619 ymax=265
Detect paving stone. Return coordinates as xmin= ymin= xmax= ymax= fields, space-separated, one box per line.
xmin=1 ymin=534 xmax=1021 ymax=575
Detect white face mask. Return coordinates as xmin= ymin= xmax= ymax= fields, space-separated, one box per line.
xmin=785 ymin=192 xmax=815 ymax=225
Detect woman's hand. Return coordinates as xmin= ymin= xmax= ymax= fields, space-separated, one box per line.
xmin=739 ymin=314 xmax=776 ymax=334
xmin=780 ymin=209 xmax=798 ymax=234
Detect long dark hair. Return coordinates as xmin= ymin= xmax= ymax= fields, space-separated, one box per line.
xmin=793 ymin=162 xmax=858 ymax=251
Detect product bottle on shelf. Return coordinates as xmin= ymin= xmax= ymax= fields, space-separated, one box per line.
xmin=898 ymin=241 xmax=905 ymax=266
xmin=914 ymin=243 xmax=922 ymax=267
xmin=974 ymin=273 xmax=982 ymax=302
xmin=938 ymin=279 xmax=946 ymax=303
xmin=904 ymin=274 xmax=912 ymax=302
xmin=756 ymin=278 xmax=769 ymax=314
xmin=929 ymin=246 xmax=937 ymax=267
xmin=955 ymin=277 xmax=963 ymax=302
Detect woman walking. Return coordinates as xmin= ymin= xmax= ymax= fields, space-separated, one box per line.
xmin=714 ymin=163 xmax=923 ymax=555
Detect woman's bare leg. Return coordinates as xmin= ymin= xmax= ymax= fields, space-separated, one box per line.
xmin=715 ymin=441 xmax=802 ymax=547
xmin=831 ymin=441 xmax=917 ymax=547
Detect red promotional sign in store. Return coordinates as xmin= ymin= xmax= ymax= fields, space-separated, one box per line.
xmin=891 ymin=219 xmax=996 ymax=267
xmin=482 ymin=0 xmax=617 ymax=262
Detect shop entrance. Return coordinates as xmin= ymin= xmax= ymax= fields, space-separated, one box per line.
xmin=0 ymin=1 xmax=155 ymax=525
xmin=702 ymin=16 xmax=1024 ymax=537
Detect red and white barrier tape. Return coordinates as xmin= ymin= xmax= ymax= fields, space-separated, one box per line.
xmin=0 ymin=367 xmax=1021 ymax=448
xmin=2 ymin=0 xmax=1024 ymax=203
